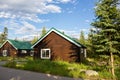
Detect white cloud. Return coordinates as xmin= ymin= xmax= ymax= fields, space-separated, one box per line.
xmin=0 ymin=20 xmax=36 ymax=35
xmin=0 ymin=0 xmax=62 ymax=22
xmin=15 ymin=21 xmax=36 ymax=34
xmin=57 ymin=0 xmax=72 ymax=3
xmin=85 ymin=20 xmax=90 ymax=23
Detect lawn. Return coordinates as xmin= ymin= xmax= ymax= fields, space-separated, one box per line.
xmin=2 ymin=56 xmax=120 ymax=80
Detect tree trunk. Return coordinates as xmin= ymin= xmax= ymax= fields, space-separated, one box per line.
xmin=110 ymin=52 xmax=115 ymax=80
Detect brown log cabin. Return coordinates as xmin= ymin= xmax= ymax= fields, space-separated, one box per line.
xmin=32 ymin=28 xmax=86 ymax=62
xmin=0 ymin=39 xmax=33 ymax=57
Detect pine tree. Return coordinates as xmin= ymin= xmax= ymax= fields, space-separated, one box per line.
xmin=41 ymin=27 xmax=47 ymax=37
xmin=86 ymin=29 xmax=97 ymax=57
xmin=79 ymin=30 xmax=85 ymax=45
xmin=91 ymin=0 xmax=120 ymax=79
xmin=0 ymin=27 xmax=8 ymax=43
xmin=31 ymin=36 xmax=38 ymax=44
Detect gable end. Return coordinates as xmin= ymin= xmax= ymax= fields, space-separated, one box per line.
xmin=32 ymin=28 xmax=83 ymax=48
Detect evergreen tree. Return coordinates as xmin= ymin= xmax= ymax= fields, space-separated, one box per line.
xmin=0 ymin=27 xmax=8 ymax=43
xmin=31 ymin=36 xmax=38 ymax=44
xmin=86 ymin=29 xmax=97 ymax=57
xmin=41 ymin=27 xmax=47 ymax=37
xmin=79 ymin=30 xmax=85 ymax=45
xmin=91 ymin=0 xmax=120 ymax=78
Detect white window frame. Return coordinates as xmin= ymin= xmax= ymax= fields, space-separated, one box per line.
xmin=41 ymin=49 xmax=51 ymax=59
xmin=3 ymin=50 xmax=7 ymax=56
xmin=30 ymin=51 xmax=34 ymax=56
xmin=21 ymin=50 xmax=27 ymax=54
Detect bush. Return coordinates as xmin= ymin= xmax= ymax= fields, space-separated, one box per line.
xmin=99 ymin=70 xmax=112 ymax=79
xmin=115 ymin=68 xmax=120 ymax=80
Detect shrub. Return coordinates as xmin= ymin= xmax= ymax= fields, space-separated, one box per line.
xmin=99 ymin=70 xmax=112 ymax=79
xmin=115 ymin=67 xmax=120 ymax=80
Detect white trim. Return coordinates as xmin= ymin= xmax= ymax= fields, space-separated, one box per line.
xmin=30 ymin=51 xmax=34 ymax=56
xmin=41 ymin=48 xmax=51 ymax=59
xmin=0 ymin=40 xmax=17 ymax=50
xmin=32 ymin=28 xmax=81 ymax=48
xmin=81 ymin=48 xmax=84 ymax=53
xmin=84 ymin=49 xmax=87 ymax=58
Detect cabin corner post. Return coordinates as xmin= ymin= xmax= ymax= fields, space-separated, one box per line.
xmin=84 ymin=48 xmax=87 ymax=58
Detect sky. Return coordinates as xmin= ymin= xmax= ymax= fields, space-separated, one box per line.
xmin=0 ymin=0 xmax=97 ymax=40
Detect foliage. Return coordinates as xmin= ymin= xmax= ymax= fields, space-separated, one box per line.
xmin=31 ymin=27 xmax=47 ymax=44
xmin=115 ymin=68 xmax=120 ymax=80
xmin=91 ymin=0 xmax=120 ymax=78
xmin=0 ymin=27 xmax=8 ymax=44
xmin=79 ymin=30 xmax=85 ymax=45
xmin=41 ymin=27 xmax=47 ymax=37
xmin=85 ymin=29 xmax=98 ymax=58
xmin=31 ymin=36 xmax=38 ymax=44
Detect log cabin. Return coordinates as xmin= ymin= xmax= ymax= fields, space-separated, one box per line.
xmin=32 ymin=28 xmax=86 ymax=62
xmin=0 ymin=39 xmax=33 ymax=57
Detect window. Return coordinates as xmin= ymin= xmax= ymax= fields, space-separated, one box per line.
xmin=41 ymin=49 xmax=51 ymax=59
xmin=3 ymin=50 xmax=7 ymax=56
xmin=21 ymin=50 xmax=27 ymax=54
xmin=30 ymin=51 xmax=34 ymax=56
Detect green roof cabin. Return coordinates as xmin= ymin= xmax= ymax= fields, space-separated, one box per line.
xmin=0 ymin=39 xmax=33 ymax=57
xmin=32 ymin=28 xmax=86 ymax=62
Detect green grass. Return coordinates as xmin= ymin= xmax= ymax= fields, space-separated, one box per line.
xmin=3 ymin=57 xmax=120 ymax=79
xmin=0 ymin=57 xmax=13 ymax=61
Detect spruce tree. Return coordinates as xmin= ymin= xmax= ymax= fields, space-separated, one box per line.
xmin=41 ymin=27 xmax=47 ymax=37
xmin=0 ymin=27 xmax=8 ymax=43
xmin=79 ymin=30 xmax=85 ymax=45
xmin=31 ymin=36 xmax=38 ymax=44
xmin=91 ymin=0 xmax=120 ymax=79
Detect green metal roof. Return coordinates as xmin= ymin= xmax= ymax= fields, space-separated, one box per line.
xmin=32 ymin=27 xmax=86 ymax=48
xmin=1 ymin=39 xmax=32 ymax=50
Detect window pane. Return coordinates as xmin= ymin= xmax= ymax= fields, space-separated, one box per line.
xmin=42 ymin=50 xmax=46 ymax=57
xmin=3 ymin=50 xmax=7 ymax=56
xmin=46 ymin=50 xmax=50 ymax=57
xmin=22 ymin=50 xmax=27 ymax=53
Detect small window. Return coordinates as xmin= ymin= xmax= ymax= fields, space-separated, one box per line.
xmin=41 ymin=49 xmax=50 ymax=59
xmin=3 ymin=50 xmax=7 ymax=56
xmin=21 ymin=50 xmax=27 ymax=54
xmin=30 ymin=51 xmax=34 ymax=56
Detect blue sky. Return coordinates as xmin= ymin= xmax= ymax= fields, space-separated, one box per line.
xmin=0 ymin=0 xmax=97 ymax=40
